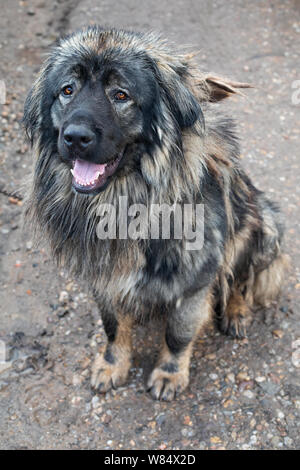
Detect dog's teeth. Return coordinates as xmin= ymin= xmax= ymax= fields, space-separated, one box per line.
xmin=70 ymin=169 xmax=74 ymax=176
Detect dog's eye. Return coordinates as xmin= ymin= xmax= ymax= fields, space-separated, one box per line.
xmin=114 ymin=91 xmax=129 ymax=102
xmin=61 ymin=85 xmax=73 ymax=96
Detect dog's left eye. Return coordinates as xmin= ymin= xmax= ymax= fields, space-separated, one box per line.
xmin=114 ymin=91 xmax=129 ymax=102
xmin=61 ymin=85 xmax=74 ymax=96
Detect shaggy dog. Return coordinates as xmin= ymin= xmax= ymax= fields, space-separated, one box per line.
xmin=23 ymin=26 xmax=287 ymax=400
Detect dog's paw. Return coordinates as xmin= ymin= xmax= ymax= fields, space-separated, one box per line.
xmin=147 ymin=364 xmax=189 ymax=401
xmin=91 ymin=350 xmax=130 ymax=393
xmin=221 ymin=291 xmax=252 ymax=339
xmin=221 ymin=313 xmax=250 ymax=339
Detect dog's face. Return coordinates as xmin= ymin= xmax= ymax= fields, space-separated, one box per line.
xmin=24 ymin=27 xmax=203 ymax=195
xmin=51 ymin=53 xmax=160 ymax=194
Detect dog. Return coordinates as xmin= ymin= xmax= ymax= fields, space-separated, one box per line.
xmin=23 ymin=26 xmax=288 ymax=401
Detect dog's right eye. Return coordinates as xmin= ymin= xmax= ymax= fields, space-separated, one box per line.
xmin=61 ymin=85 xmax=73 ymax=96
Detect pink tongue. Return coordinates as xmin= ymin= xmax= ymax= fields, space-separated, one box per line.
xmin=73 ymin=159 xmax=106 ymax=183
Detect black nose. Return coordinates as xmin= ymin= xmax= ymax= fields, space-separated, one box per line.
xmin=63 ymin=124 xmax=95 ymax=150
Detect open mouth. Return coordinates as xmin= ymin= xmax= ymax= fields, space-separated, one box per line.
xmin=70 ymin=154 xmax=122 ymax=194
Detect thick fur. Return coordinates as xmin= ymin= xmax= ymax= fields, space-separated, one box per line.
xmin=24 ymin=27 xmax=288 ymax=400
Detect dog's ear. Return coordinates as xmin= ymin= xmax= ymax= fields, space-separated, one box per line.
xmin=23 ymin=84 xmax=41 ymax=145
xmin=23 ymin=60 xmax=53 ymax=145
xmin=165 ymin=76 xmax=204 ymax=129
xmin=150 ymin=57 xmax=204 ymax=129
xmin=204 ymin=75 xmax=253 ymax=102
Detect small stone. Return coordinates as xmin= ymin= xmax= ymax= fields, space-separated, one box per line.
xmin=255 ymin=376 xmax=266 ymax=383
xmin=91 ymin=396 xmax=100 ymax=409
xmin=291 ymin=344 xmax=300 ymax=368
xmin=71 ymin=396 xmax=83 ymax=406
xmin=238 ymin=380 xmax=254 ymax=392
xmin=271 ymin=436 xmax=281 ymax=447
xmin=226 ymin=373 xmax=235 ymax=383
xmin=258 ymin=380 xmax=280 ymax=396
xmin=272 ymin=329 xmax=284 ymax=339
xmin=158 ymin=443 xmax=167 ymax=450
xmin=206 ymin=353 xmax=216 ymax=360
xmin=72 ymin=374 xmax=82 ymax=386
xmin=102 ymin=413 xmax=112 ymax=425
xmin=156 ymin=414 xmax=166 ymax=426
xmin=26 ymin=241 xmax=33 ymax=251
xmin=148 ymin=421 xmax=156 ymax=429
xmin=210 ymin=436 xmax=222 ymax=444
xmin=276 ymin=410 xmax=285 ymax=420
xmin=183 ymin=415 xmax=193 ymax=426
xmin=279 ymin=306 xmax=288 ymax=313
xmin=236 ymin=371 xmax=250 ymax=382
xmin=66 ymin=282 xmax=74 ymax=291
xmin=209 ymin=373 xmax=218 ymax=381
xmin=59 ymin=291 xmax=69 ymax=303
xmin=181 ymin=428 xmax=189 ymax=437
xmin=243 ymin=390 xmax=255 ymax=399
xmin=284 ymin=437 xmax=293 ymax=447
xmin=223 ymin=399 xmax=234 ymax=408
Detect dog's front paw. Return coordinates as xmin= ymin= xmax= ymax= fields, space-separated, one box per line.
xmin=91 ymin=348 xmax=131 ymax=393
xmin=147 ymin=363 xmax=189 ymax=401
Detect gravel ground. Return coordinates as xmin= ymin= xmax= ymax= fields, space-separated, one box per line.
xmin=0 ymin=0 xmax=299 ymax=450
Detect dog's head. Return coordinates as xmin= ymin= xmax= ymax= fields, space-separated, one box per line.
xmin=24 ymin=26 xmax=250 ymax=195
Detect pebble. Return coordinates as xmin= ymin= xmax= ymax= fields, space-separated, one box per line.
xmin=26 ymin=241 xmax=33 ymax=251
xmin=243 ymin=390 xmax=255 ymax=400
xmin=209 ymin=373 xmax=218 ymax=381
xmin=156 ymin=413 xmax=166 ymax=427
xmin=258 ymin=381 xmax=280 ymax=396
xmin=226 ymin=373 xmax=235 ymax=383
xmin=71 ymin=396 xmax=83 ymax=406
xmin=284 ymin=437 xmax=293 ymax=447
xmin=271 ymin=436 xmax=281 ymax=447
xmin=236 ymin=371 xmax=250 ymax=382
xmin=255 ymin=376 xmax=266 ymax=383
xmin=276 ymin=410 xmax=285 ymax=420
xmin=91 ymin=396 xmax=100 ymax=409
xmin=59 ymin=291 xmax=69 ymax=303
xmin=272 ymin=329 xmax=284 ymax=339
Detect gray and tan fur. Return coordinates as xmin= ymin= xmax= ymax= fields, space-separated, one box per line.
xmin=24 ymin=27 xmax=288 ymax=400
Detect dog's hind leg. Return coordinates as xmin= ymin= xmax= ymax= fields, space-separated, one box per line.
xmin=147 ymin=288 xmax=212 ymax=401
xmin=252 ymin=252 xmax=289 ymax=308
xmin=91 ymin=308 xmax=133 ymax=393
xmin=220 ymin=288 xmax=252 ymax=338
xmin=251 ymin=196 xmax=289 ymax=308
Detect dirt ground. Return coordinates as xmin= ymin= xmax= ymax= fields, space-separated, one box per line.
xmin=0 ymin=0 xmax=299 ymax=450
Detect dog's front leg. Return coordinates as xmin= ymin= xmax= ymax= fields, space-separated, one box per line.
xmin=147 ymin=288 xmax=212 ymax=401
xmin=91 ymin=308 xmax=133 ymax=393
